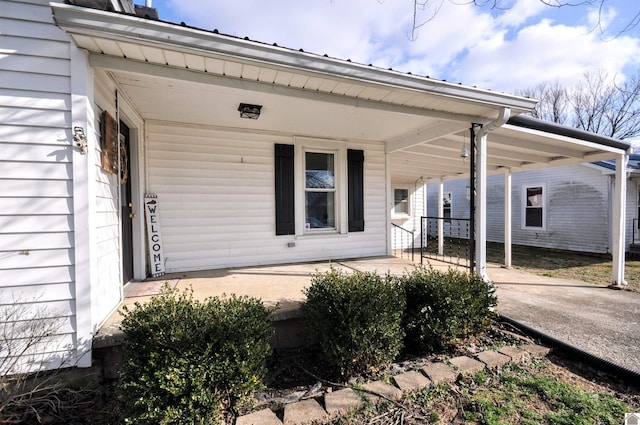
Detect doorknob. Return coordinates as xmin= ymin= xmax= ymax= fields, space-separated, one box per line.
xmin=129 ymin=213 xmax=136 ymax=219
xmin=129 ymin=202 xmax=133 ymax=208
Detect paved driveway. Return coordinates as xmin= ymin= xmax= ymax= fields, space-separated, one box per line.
xmin=489 ymin=264 xmax=640 ymax=373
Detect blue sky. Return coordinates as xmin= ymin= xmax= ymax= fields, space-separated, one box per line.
xmin=148 ymin=0 xmax=640 ymax=94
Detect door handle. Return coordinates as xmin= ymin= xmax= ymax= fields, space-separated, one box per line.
xmin=129 ymin=213 xmax=136 ymax=219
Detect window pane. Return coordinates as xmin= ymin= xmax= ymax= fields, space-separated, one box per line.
xmin=305 ymin=152 xmax=334 ymax=189
xmin=394 ymin=189 xmax=408 ymax=214
xmin=443 ymin=193 xmax=452 ymax=220
xmin=526 ymin=187 xmax=543 ymax=207
xmin=525 ymin=186 xmax=543 ymax=227
xmin=526 ymin=208 xmax=543 ymax=227
xmin=306 ymin=192 xmax=335 ymax=229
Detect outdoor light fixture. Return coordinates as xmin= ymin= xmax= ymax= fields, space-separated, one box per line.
xmin=460 ymin=130 xmax=469 ymax=161
xmin=460 ymin=145 xmax=469 ymax=159
xmin=238 ymin=103 xmax=262 ymax=119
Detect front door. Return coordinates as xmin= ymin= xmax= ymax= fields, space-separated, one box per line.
xmin=120 ymin=121 xmax=134 ymax=284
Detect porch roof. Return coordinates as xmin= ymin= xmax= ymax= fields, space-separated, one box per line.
xmin=52 ymin=4 xmax=631 ymax=183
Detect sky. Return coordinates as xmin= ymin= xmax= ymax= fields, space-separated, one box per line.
xmin=148 ymin=0 xmax=640 ymax=95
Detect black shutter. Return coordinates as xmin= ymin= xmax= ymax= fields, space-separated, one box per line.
xmin=348 ymin=149 xmax=365 ymax=232
xmin=275 ymin=144 xmax=295 ymax=235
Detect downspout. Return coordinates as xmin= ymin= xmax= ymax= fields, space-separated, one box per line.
xmin=474 ymin=107 xmax=511 ymax=281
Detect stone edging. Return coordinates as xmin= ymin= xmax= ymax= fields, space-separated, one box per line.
xmin=235 ymin=344 xmax=551 ymax=425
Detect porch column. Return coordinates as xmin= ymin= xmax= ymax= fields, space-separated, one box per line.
xmin=475 ymin=130 xmax=488 ymax=280
xmin=438 ymin=179 xmax=444 ymax=255
xmin=504 ymin=168 xmax=512 ymax=268
xmin=611 ymin=153 xmax=628 ymax=286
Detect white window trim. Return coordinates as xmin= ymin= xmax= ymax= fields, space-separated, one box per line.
xmin=392 ymin=186 xmax=410 ymax=218
xmin=522 ymin=183 xmax=546 ymax=230
xmin=443 ymin=191 xmax=452 ymax=220
xmin=294 ymin=137 xmax=348 ymax=236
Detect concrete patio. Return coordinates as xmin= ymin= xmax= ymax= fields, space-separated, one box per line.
xmin=94 ymin=255 xmax=640 ymax=375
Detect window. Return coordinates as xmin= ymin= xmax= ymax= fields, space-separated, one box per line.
xmin=443 ymin=192 xmax=452 ymax=222
xmin=523 ymin=185 xmax=544 ymax=228
xmin=305 ymin=152 xmax=336 ymax=230
xmin=394 ymin=188 xmax=409 ymax=215
xmin=274 ymin=142 xmax=364 ymax=236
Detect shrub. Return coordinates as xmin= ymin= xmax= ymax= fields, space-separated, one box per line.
xmin=119 ymin=286 xmax=273 ymax=425
xmin=301 ymin=268 xmax=405 ymax=378
xmin=401 ymin=266 xmax=497 ymax=353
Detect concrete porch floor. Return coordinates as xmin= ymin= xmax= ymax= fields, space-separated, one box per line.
xmin=95 ymin=256 xmax=447 ymax=347
xmin=94 ymin=255 xmax=640 ymax=374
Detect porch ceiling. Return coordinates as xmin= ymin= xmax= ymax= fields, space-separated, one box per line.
xmin=52 ymin=4 xmax=630 ymax=183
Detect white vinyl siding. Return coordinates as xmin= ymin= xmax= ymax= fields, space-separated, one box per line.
xmin=427 ymin=164 xmax=611 ymax=254
xmin=92 ymin=76 xmax=123 ymax=327
xmin=0 ymin=0 xmax=76 ymax=372
xmin=146 ymin=122 xmax=387 ymax=271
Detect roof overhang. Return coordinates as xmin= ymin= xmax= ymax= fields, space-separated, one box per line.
xmin=51 ymin=3 xmax=631 ymax=182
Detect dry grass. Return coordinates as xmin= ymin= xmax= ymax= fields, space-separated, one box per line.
xmin=485 ymin=242 xmax=640 ymax=291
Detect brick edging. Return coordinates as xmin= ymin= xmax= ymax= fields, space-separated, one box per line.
xmin=236 ymin=344 xmax=551 ymax=425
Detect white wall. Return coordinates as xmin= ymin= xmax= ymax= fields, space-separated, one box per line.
xmin=427 ymin=164 xmax=612 ymax=254
xmin=91 ymin=73 xmax=124 ymax=329
xmin=0 ymin=0 xmax=77 ymax=371
xmin=146 ymin=122 xmax=388 ymax=271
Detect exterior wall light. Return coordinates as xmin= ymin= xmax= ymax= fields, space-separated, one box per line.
xmin=238 ymin=103 xmax=262 ymax=119
xmin=74 ymin=126 xmax=88 ymax=154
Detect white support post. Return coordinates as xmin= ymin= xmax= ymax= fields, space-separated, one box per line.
xmin=611 ymin=153 xmax=628 ymax=286
xmin=438 ymin=179 xmax=444 ymax=255
xmin=504 ymin=168 xmax=512 ymax=268
xmin=475 ymin=132 xmax=488 ymax=280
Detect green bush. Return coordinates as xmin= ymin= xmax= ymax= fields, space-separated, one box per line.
xmin=401 ymin=266 xmax=497 ymax=353
xmin=118 ymin=286 xmax=273 ymax=425
xmin=301 ymin=268 xmax=405 ymax=378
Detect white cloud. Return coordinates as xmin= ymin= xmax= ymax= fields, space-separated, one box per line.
xmin=452 ymin=18 xmax=640 ymax=92
xmin=158 ymin=0 xmax=640 ymax=94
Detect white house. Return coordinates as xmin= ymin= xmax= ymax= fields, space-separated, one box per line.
xmin=426 ymin=154 xmax=640 ymax=257
xmin=0 ymin=0 xmax=631 ymax=372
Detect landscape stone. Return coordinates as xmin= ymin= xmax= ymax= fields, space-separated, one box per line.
xmin=498 ymin=345 xmax=529 ymax=362
xmin=421 ymin=362 xmax=457 ymax=384
xmin=521 ymin=344 xmax=551 ymax=357
xmin=392 ymin=370 xmax=432 ymax=393
xmin=476 ymin=350 xmax=511 ymax=369
xmin=236 ymin=408 xmax=283 ymax=425
xmin=362 ymin=380 xmax=403 ymax=402
xmin=449 ymin=356 xmax=485 ymax=374
xmin=283 ymin=399 xmax=328 ymax=425
xmin=324 ymin=388 xmax=366 ymax=416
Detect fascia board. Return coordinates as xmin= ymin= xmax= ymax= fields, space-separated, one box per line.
xmin=500 ymin=124 xmax=629 ymax=156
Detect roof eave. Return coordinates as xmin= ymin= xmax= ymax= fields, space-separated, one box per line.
xmin=507 ymin=115 xmax=632 ymax=153
xmin=51 ymin=2 xmax=537 ymax=113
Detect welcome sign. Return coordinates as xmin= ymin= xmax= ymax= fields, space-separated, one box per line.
xmin=144 ymin=193 xmax=165 ymax=277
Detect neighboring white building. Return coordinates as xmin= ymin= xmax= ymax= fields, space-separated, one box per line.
xmin=0 ymin=0 xmax=630 ymax=373
xmin=427 ymin=156 xmax=640 ymax=255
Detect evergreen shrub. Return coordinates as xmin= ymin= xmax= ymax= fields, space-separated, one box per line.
xmin=118 ymin=286 xmax=273 ymax=424
xmin=301 ymin=268 xmax=405 ymax=378
xmin=401 ymin=266 xmax=497 ymax=353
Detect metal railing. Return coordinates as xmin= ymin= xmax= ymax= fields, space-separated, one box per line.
xmin=420 ymin=216 xmax=471 ymax=269
xmin=391 ymin=223 xmax=415 ymax=262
